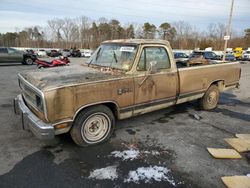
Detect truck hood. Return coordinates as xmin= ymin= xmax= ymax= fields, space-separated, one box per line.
xmin=20 ymin=65 xmax=123 ymax=91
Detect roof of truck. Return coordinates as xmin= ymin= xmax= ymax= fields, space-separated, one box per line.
xmin=102 ymin=39 xmax=170 ymax=46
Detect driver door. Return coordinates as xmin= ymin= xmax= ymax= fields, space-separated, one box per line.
xmin=133 ymin=45 xmax=178 ymax=116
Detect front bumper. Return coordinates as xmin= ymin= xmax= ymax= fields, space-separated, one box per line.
xmin=14 ymin=94 xmax=54 ymax=140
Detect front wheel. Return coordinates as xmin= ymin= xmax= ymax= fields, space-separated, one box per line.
xmin=70 ymin=105 xmax=115 ymax=147
xmin=199 ymin=85 xmax=220 ymax=110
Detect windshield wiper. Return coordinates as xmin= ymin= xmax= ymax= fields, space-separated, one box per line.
xmin=113 ymin=50 xmax=118 ymax=63
xmin=87 ymin=59 xmax=93 ymax=66
xmin=108 ymin=50 xmax=118 ymax=70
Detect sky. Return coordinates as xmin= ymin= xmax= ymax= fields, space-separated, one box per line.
xmin=0 ymin=0 xmax=249 ymax=34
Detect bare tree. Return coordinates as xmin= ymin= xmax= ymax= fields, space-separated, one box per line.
xmin=0 ymin=15 xmax=247 ymax=50
xmin=124 ymin=24 xmax=135 ymax=39
xmin=61 ymin=18 xmax=76 ymax=45
xmin=78 ymin=16 xmax=91 ymax=48
xmin=134 ymin=24 xmax=144 ymax=39
xmin=207 ymin=23 xmax=226 ymax=50
xmin=47 ymin=18 xmax=64 ymax=47
xmin=98 ymin=17 xmax=108 ymax=24
xmin=173 ymin=21 xmax=192 ymax=49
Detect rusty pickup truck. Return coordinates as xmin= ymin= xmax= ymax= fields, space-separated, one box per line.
xmin=14 ymin=39 xmax=241 ymax=146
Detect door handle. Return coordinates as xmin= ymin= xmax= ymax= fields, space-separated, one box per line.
xmin=139 ymin=75 xmax=149 ymax=87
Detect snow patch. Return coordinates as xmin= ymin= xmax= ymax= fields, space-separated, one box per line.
xmin=88 ymin=166 xmax=118 ymax=180
xmin=145 ymin=150 xmax=160 ymax=156
xmin=110 ymin=150 xmax=140 ymax=161
xmin=110 ymin=149 xmax=161 ymax=161
xmin=124 ymin=166 xmax=176 ymax=186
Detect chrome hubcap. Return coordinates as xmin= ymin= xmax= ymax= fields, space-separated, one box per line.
xmin=81 ymin=113 xmax=111 ymax=143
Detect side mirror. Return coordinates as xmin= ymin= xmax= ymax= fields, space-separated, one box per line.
xmin=148 ymin=61 xmax=158 ymax=74
xmin=139 ymin=61 xmax=158 ymax=87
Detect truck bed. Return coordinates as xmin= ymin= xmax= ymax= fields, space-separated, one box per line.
xmin=176 ymin=61 xmax=241 ymax=104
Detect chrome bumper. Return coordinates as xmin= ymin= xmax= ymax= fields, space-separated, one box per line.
xmin=14 ymin=94 xmax=54 ymax=140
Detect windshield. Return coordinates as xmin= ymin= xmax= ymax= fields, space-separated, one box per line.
xmin=177 ymin=53 xmax=188 ymax=58
xmin=183 ymin=53 xmax=189 ymax=58
xmin=88 ymin=43 xmax=138 ymax=71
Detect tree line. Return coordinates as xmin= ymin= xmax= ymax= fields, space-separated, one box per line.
xmin=0 ymin=16 xmax=249 ymax=50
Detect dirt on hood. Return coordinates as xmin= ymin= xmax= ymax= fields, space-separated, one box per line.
xmin=20 ymin=65 xmax=124 ymax=91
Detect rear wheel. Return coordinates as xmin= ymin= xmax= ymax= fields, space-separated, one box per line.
xmin=24 ymin=57 xmax=33 ymax=65
xmin=199 ymin=85 xmax=220 ymax=110
xmin=70 ymin=105 xmax=115 ymax=147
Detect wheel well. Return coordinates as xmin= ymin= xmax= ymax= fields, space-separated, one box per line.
xmin=210 ymin=80 xmax=225 ymax=91
xmin=73 ymin=102 xmax=119 ymax=121
xmin=102 ymin=102 xmax=118 ymax=119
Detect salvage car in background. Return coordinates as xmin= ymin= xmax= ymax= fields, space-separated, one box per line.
xmin=190 ymin=51 xmax=221 ymax=61
xmin=25 ymin=49 xmax=35 ymax=55
xmin=174 ymin=52 xmax=189 ymax=67
xmin=0 ymin=47 xmax=37 ymax=65
xmin=71 ymin=49 xmax=82 ymax=57
xmin=47 ymin=49 xmax=61 ymax=57
xmin=242 ymin=50 xmax=250 ymax=61
xmin=233 ymin=47 xmax=243 ymax=60
xmin=81 ymin=50 xmax=92 ymax=58
xmin=61 ymin=49 xmax=71 ymax=57
xmin=225 ymin=53 xmax=236 ymax=62
xmin=36 ymin=49 xmax=47 ymax=57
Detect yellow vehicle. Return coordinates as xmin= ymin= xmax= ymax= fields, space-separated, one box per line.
xmin=233 ymin=47 xmax=243 ymax=60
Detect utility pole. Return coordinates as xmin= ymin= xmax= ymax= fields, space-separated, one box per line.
xmin=222 ymin=0 xmax=235 ymax=62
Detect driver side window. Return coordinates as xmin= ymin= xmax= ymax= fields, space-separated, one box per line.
xmin=137 ymin=47 xmax=171 ymax=71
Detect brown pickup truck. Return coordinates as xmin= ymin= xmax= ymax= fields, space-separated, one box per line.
xmin=14 ymin=39 xmax=241 ymax=146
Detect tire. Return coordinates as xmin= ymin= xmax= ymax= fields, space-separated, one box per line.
xmin=70 ymin=105 xmax=115 ymax=147
xmin=24 ymin=57 xmax=33 ymax=65
xmin=199 ymin=85 xmax=220 ymax=110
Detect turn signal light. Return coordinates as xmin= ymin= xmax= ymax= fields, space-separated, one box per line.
xmin=54 ymin=123 xmax=68 ymax=129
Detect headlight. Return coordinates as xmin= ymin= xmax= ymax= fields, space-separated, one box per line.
xmin=19 ymin=79 xmax=44 ymax=112
xmin=36 ymin=95 xmax=43 ymax=111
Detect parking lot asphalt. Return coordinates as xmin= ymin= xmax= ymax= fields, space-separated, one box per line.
xmin=0 ymin=58 xmax=249 ymax=188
